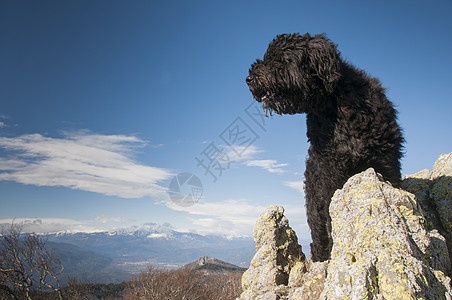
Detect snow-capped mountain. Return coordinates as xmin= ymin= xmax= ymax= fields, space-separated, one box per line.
xmin=44 ymin=223 xmax=255 ymax=282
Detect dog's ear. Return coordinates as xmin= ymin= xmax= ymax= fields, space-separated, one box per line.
xmin=306 ymin=34 xmax=341 ymax=93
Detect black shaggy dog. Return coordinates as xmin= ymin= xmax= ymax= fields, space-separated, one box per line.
xmin=246 ymin=33 xmax=404 ymax=262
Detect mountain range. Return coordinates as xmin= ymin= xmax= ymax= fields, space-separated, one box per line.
xmin=44 ymin=223 xmax=255 ymax=283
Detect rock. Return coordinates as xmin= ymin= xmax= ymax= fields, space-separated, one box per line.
xmin=289 ymin=261 xmax=327 ymax=299
xmin=403 ymin=169 xmax=438 ymax=229
xmin=322 ymin=168 xmax=451 ymax=299
xmin=403 ymin=152 xmax=452 ymax=264
xmin=240 ymin=152 xmax=452 ymax=299
xmin=240 ymin=205 xmax=306 ymax=299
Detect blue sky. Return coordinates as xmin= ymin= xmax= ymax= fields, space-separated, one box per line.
xmin=1 ymin=0 xmax=451 ymax=243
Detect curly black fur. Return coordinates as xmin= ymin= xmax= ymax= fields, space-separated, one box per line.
xmin=246 ymin=33 xmax=404 ymax=262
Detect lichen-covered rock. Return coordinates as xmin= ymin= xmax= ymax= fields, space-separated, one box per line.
xmin=240 ymin=205 xmax=305 ymax=300
xmin=403 ymin=169 xmax=437 ymax=229
xmin=256 ymin=285 xmax=289 ymax=300
xmin=288 ymin=262 xmax=307 ymax=288
xmin=289 ymin=261 xmax=327 ymax=300
xmin=431 ymin=153 xmax=452 ymax=237
xmin=403 ymin=152 xmax=452 ymax=265
xmin=322 ymin=168 xmax=451 ymax=299
xmin=241 ymin=153 xmax=452 ymax=299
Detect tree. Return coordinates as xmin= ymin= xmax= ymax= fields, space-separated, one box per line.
xmin=0 ymin=222 xmax=64 ymax=300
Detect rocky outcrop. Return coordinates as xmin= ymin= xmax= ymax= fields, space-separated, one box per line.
xmin=240 ymin=153 xmax=452 ymax=299
xmin=240 ymin=205 xmax=306 ymax=299
xmin=320 ymin=168 xmax=450 ymax=299
xmin=403 ymin=152 xmax=452 ymax=264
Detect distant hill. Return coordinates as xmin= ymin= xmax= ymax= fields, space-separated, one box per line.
xmin=182 ymin=256 xmax=247 ymax=272
xmin=47 ymin=241 xmax=131 ymax=284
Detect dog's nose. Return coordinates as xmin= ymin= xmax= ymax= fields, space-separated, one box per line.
xmin=246 ymin=76 xmax=254 ymax=84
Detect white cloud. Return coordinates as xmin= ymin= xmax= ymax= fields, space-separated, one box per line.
xmin=94 ymin=215 xmax=134 ymax=224
xmin=0 ymin=131 xmax=173 ymax=198
xmin=0 ymin=218 xmax=104 ymax=234
xmin=0 ymin=121 xmax=6 ymax=128
xmin=167 ymin=199 xmax=310 ymax=239
xmin=223 ymin=144 xmax=262 ymax=161
xmin=285 ymin=180 xmax=305 ymax=195
xmin=167 ymin=199 xmax=266 ymax=237
xmin=0 ymin=216 xmax=141 ymax=234
xmin=245 ymin=159 xmax=288 ymax=174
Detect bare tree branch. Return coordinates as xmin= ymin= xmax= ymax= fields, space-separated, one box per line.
xmin=0 ymin=221 xmax=64 ymax=299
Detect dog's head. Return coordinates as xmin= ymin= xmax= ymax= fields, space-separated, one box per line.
xmin=246 ymin=33 xmax=341 ymax=114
